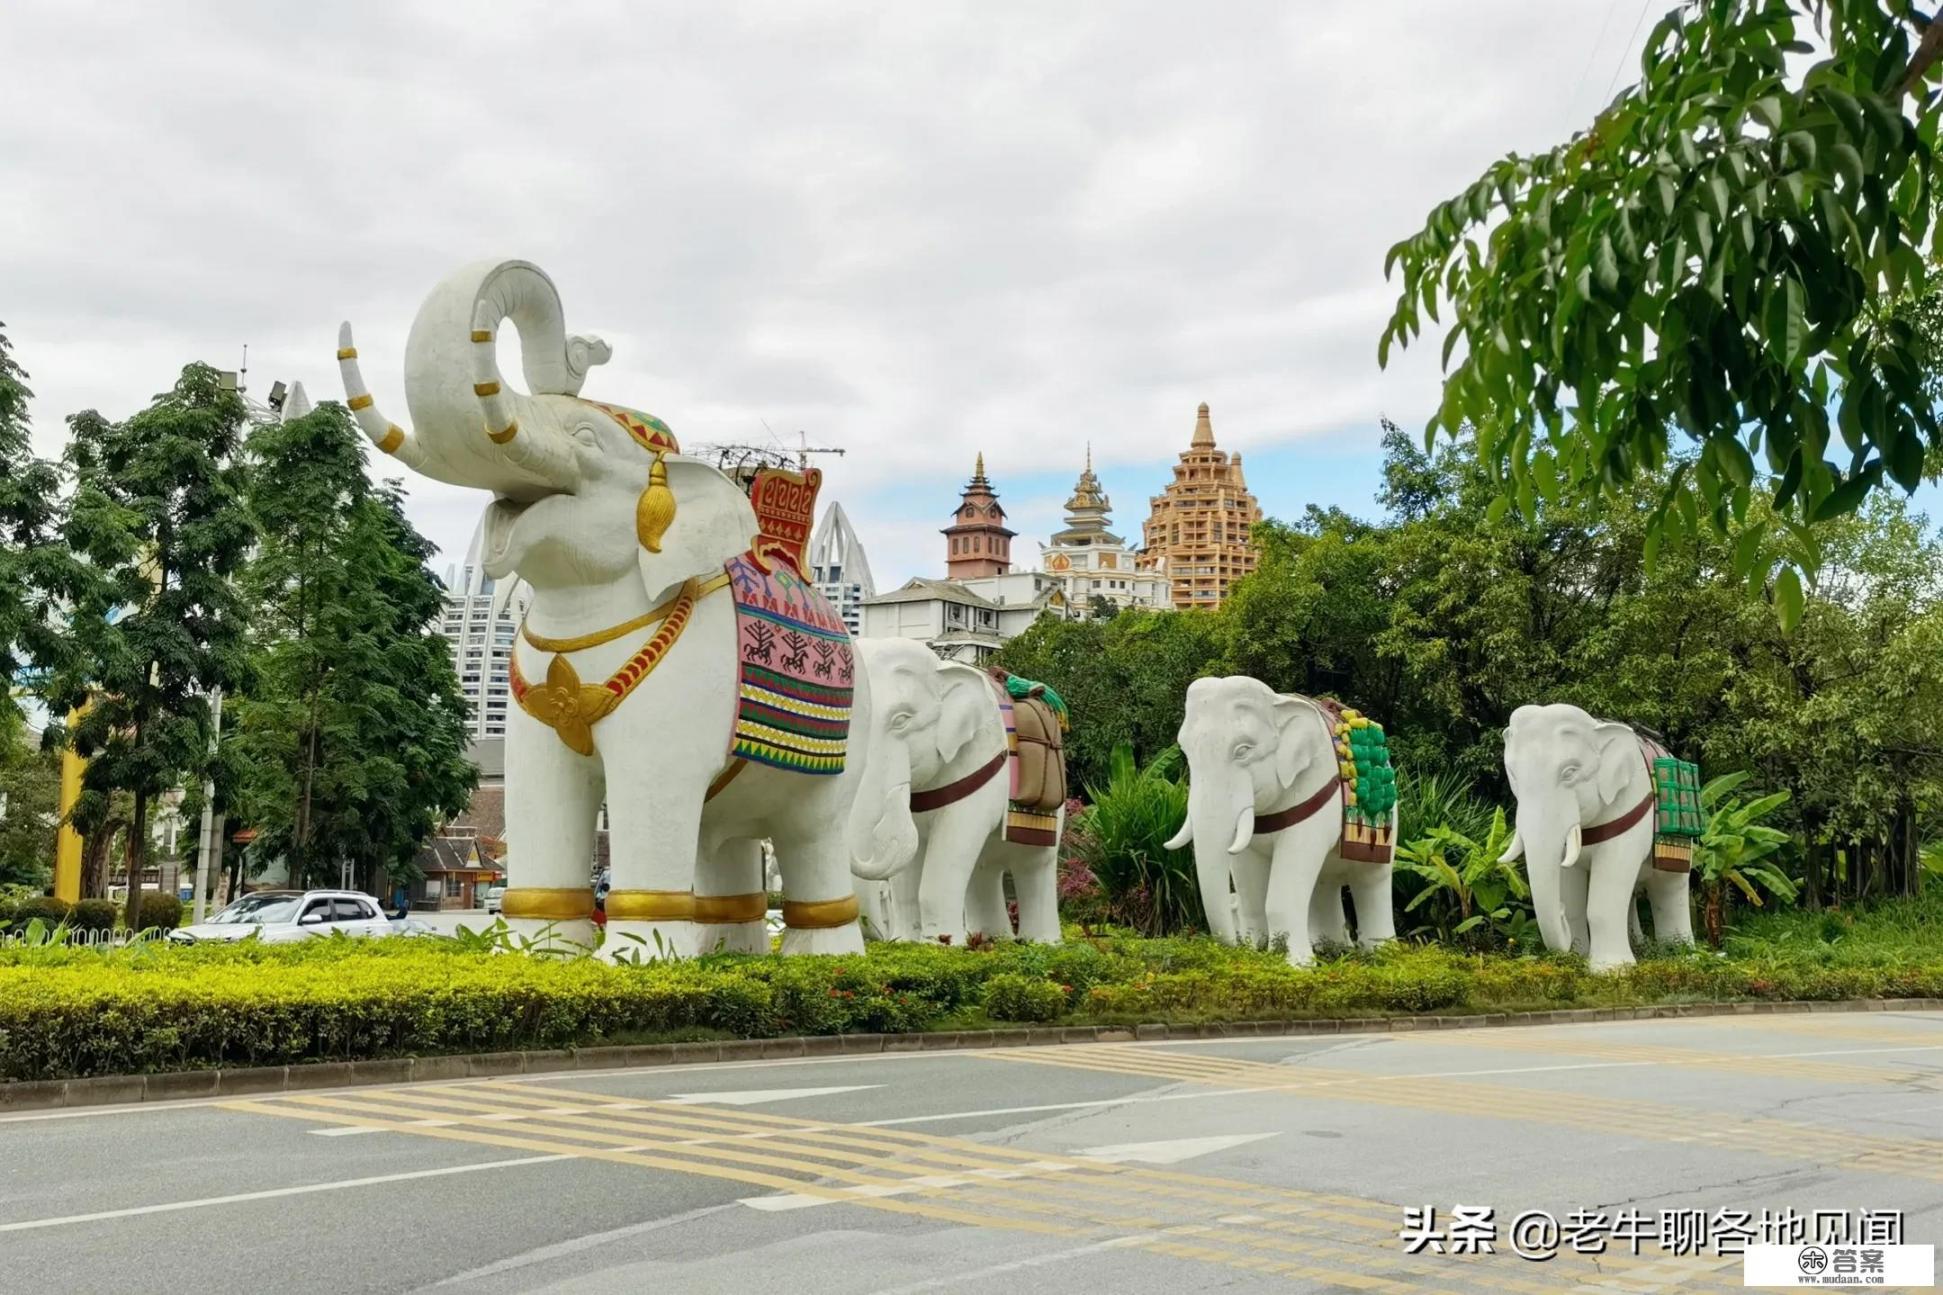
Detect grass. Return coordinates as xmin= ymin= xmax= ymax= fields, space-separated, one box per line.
xmin=0 ymin=894 xmax=1937 ymax=1083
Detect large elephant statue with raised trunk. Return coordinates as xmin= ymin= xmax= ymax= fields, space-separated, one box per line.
xmin=846 ymin=639 xmax=1063 ymax=945
xmin=1499 ymin=702 xmax=1697 ymax=971
xmin=337 ymin=259 xmax=867 ymax=957
xmin=1167 ymin=676 xmax=1397 ymax=965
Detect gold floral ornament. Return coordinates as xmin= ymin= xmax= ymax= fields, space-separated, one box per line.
xmin=510 ymin=572 xmax=730 ymax=755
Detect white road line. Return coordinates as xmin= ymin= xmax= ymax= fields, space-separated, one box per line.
xmin=0 ymin=1153 xmax=575 ymax=1233
xmin=864 ymin=1234 xmax=1150 ymax=1293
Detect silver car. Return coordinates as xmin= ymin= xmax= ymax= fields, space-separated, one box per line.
xmin=168 ymin=890 xmax=399 ymax=944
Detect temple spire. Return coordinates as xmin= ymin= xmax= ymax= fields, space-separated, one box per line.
xmin=1191 ymin=402 xmax=1215 ymax=448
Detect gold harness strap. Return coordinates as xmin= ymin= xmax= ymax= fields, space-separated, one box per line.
xmin=509 ymin=572 xmax=732 ymax=755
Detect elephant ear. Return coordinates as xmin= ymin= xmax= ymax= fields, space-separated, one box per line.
xmin=934 ymin=662 xmax=992 ymax=765
xmin=1271 ymin=694 xmax=1324 ymax=789
xmin=1592 ymin=721 xmax=1639 ymax=805
xmin=636 ymin=457 xmax=759 ymax=596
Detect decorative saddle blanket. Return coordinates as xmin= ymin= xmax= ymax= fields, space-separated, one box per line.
xmin=725 ymin=551 xmax=853 ymax=775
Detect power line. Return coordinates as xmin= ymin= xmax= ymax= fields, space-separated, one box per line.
xmin=1602 ymin=0 xmax=1660 ymax=106
xmin=1570 ymin=0 xmax=1624 ymax=114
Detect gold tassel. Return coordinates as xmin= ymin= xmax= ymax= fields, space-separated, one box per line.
xmin=636 ymin=453 xmax=676 ymax=552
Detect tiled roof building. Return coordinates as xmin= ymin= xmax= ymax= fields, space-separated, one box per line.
xmin=1138 ymin=403 xmax=1261 ymax=610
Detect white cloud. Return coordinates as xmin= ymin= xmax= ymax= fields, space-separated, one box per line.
xmin=1 ymin=0 xmax=1656 ymax=577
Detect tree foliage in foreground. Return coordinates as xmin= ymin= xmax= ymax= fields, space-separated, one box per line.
xmin=1382 ymin=0 xmax=1943 ymax=627
xmin=0 ymin=323 xmax=66 ymax=704
xmin=231 ymin=401 xmax=474 ymax=892
xmin=45 ymin=365 xmax=254 ymax=927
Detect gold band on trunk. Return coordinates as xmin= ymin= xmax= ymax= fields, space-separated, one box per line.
xmin=782 ymin=895 xmax=860 ymax=930
xmin=605 ymin=889 xmax=696 ymax=921
xmin=500 ymin=887 xmax=594 ymax=921
xmin=693 ymin=892 xmax=767 ymax=924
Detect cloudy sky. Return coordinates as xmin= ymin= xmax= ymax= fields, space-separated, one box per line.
xmin=6 ymin=2 xmax=1685 ymax=587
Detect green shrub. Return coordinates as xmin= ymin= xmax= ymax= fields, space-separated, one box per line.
xmin=137 ymin=892 xmax=183 ymax=932
xmin=1075 ymin=742 xmax=1203 ymax=935
xmin=0 ymin=896 xmax=15 ymax=927
xmin=14 ymin=896 xmax=71 ymax=926
xmin=68 ymin=899 xmax=118 ymax=932
xmin=983 ymin=973 xmax=1071 ymax=1022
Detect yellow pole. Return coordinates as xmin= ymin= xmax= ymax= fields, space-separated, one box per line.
xmin=53 ymin=705 xmax=86 ymax=903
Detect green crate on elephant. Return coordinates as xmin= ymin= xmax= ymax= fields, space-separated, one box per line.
xmin=1652 ymin=757 xmax=1703 ymax=838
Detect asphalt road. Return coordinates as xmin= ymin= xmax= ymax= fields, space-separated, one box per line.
xmin=1 ymin=1010 xmax=1938 ymax=1293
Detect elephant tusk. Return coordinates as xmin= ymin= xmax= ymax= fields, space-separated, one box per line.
xmin=337 ymin=322 xmax=433 ymax=473
xmin=1163 ymin=817 xmax=1193 ymax=850
xmin=1498 ymin=828 xmax=1524 ymax=864
xmin=1561 ymin=822 xmax=1583 ymax=870
xmin=1226 ymin=807 xmax=1255 ymax=856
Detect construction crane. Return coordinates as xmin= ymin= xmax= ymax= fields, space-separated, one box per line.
xmin=691 ymin=426 xmax=846 ymax=488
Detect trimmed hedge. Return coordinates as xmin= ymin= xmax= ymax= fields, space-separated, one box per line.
xmin=12 ymin=896 xmax=70 ymax=926
xmin=137 ymin=892 xmax=182 ymax=932
xmin=0 ymin=915 xmax=1939 ymax=1082
xmin=68 ymin=899 xmax=117 ymax=932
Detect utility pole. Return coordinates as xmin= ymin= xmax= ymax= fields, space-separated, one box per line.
xmin=191 ymin=687 xmax=222 ymax=924
xmin=792 ymin=429 xmax=845 ymax=472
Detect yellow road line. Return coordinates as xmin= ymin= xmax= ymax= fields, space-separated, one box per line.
xmin=1405 ymin=1030 xmax=1941 ymax=1086
xmin=222 ymin=1100 xmax=1076 ymax=1237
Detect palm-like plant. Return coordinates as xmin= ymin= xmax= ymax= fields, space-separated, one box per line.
xmin=1692 ymin=772 xmax=1796 ymax=947
xmin=1073 ymin=742 xmax=1204 ymax=936
xmin=1393 ymin=807 xmax=1532 ymax=946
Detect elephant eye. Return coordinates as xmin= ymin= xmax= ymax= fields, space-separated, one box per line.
xmin=888 ymin=710 xmax=914 ymax=733
xmin=571 ymin=422 xmax=598 ymax=445
xmin=1560 ymin=763 xmax=1581 ymax=784
xmin=1232 ymin=743 xmax=1253 ymax=760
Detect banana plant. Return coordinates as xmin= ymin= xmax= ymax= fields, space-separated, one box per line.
xmin=1692 ymin=772 xmax=1796 ymax=947
xmin=1394 ymin=807 xmax=1532 ymax=946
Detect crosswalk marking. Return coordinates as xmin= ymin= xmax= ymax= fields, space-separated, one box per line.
xmin=989 ymin=1044 xmax=1943 ymax=1185
xmin=225 ymin=1082 xmax=1742 ymax=1292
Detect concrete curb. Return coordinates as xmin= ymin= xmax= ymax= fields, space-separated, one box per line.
xmin=4 ymin=996 xmax=1939 ymax=1115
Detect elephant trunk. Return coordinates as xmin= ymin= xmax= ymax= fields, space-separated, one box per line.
xmin=849 ymin=737 xmax=920 ymax=882
xmin=397 ymin=260 xmax=595 ymax=498
xmin=1185 ymin=781 xmax=1247 ymax=945
xmin=1514 ymin=802 xmax=1576 ymax=955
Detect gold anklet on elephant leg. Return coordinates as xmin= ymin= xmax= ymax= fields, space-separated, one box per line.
xmin=605 ymin=889 xmax=697 ymax=921
xmin=782 ymin=895 xmax=860 ymax=929
xmin=500 ymin=887 xmax=596 ymax=921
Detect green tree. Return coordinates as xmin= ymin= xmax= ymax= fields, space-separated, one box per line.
xmin=0 ymin=323 xmax=66 ymax=704
xmin=45 ymin=365 xmax=253 ymax=928
xmin=1383 ymin=1 xmax=1943 ymax=621
xmin=232 ymin=402 xmax=473 ymax=891
xmin=0 ymin=710 xmax=59 ymax=890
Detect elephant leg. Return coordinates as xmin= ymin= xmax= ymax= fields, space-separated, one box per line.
xmin=1560 ymin=860 xmax=1591 ymax=956
xmin=1009 ymin=846 xmax=1062 ymax=944
xmin=913 ymin=802 xmax=991 ymax=946
xmin=854 ymin=877 xmax=891 ymax=942
xmin=695 ymin=837 xmax=770 ymax=955
xmin=501 ymin=713 xmax=601 ymax=949
xmin=1232 ymin=852 xmax=1272 ymax=948
xmin=1627 ymin=890 xmax=1646 ymax=949
xmin=1264 ymin=833 xmax=1328 ymax=967
xmin=1584 ymin=847 xmax=1644 ymax=971
xmin=889 ymin=861 xmax=921 ymax=941
xmin=1645 ymin=865 xmax=1695 ymax=948
xmin=1348 ymin=862 xmax=1396 ymax=948
xmin=966 ymin=859 xmax=1011 ymax=940
xmin=1307 ymin=880 xmax=1347 ymax=949
xmin=604 ymin=770 xmax=708 ymax=962
xmin=771 ymin=815 xmax=867 ymax=958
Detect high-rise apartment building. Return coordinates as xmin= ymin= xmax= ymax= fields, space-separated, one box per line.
xmin=808 ymin=501 xmax=876 ymax=636
xmin=1137 ymin=403 xmax=1262 ymax=609
xmin=437 ymin=518 xmax=529 ymax=741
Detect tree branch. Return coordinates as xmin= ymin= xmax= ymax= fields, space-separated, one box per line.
xmin=1896 ymin=8 xmax=1943 ymax=97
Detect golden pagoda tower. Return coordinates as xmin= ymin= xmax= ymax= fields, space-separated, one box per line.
xmin=1137 ymin=403 xmax=1261 ymax=609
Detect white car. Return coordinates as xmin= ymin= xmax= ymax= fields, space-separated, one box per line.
xmin=168 ymin=890 xmax=399 ymax=944
xmin=483 ymin=884 xmax=507 ymax=914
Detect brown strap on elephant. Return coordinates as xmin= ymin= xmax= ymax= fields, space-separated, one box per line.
xmin=1580 ymin=792 xmax=1654 ymax=845
xmin=908 ymin=751 xmax=1008 ymax=813
xmin=1252 ymin=776 xmax=1342 ymax=836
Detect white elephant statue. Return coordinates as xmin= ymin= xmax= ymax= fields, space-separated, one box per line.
xmin=337 ymin=259 xmax=866 ymax=957
xmin=1168 ymin=677 xmax=1397 ymax=965
xmin=847 ymin=640 xmax=1062 ymax=944
xmin=1499 ymin=703 xmax=1697 ymax=970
